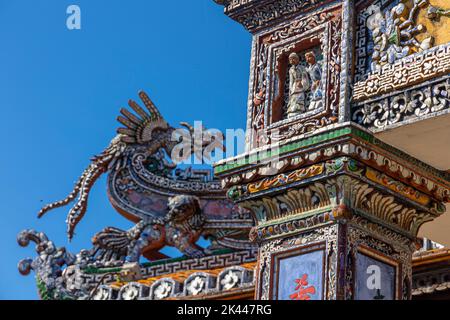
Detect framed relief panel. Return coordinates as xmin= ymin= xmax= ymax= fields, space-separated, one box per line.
xmin=247 ymin=4 xmax=343 ymax=148
xmin=270 ymin=243 xmax=326 ymax=300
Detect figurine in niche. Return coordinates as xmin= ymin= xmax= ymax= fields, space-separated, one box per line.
xmin=286 ymin=52 xmax=310 ymax=118
xmin=305 ymin=51 xmax=323 ymax=110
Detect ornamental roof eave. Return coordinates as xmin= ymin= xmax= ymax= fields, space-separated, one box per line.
xmin=213 ymin=122 xmax=450 ymax=204
xmin=214 ymin=0 xmax=338 ymax=33
xmin=413 ymin=248 xmax=450 ymax=267
xmin=412 ymin=248 xmax=450 ymax=297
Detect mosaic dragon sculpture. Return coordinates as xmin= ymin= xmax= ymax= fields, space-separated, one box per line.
xmin=34 ymin=91 xmax=255 ymax=263
xmin=18 ymin=90 xmax=256 ymax=299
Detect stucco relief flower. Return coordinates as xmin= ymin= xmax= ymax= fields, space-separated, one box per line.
xmin=393 ymin=69 xmax=408 ymax=85
xmin=390 ymin=95 xmax=411 ymax=122
xmin=154 ymin=282 xmax=172 ymax=299
xmin=122 ymin=285 xmax=139 ymax=300
xmin=221 ymin=271 xmax=240 ymax=291
xmin=430 ymin=85 xmax=448 ymax=112
xmin=408 ymin=90 xmax=432 ymax=116
xmin=355 ymin=105 xmax=378 ymax=125
xmin=366 ymin=78 xmax=379 ymax=94
xmin=422 ymin=61 xmax=437 ymax=75
xmin=186 ymin=276 xmax=205 ymax=296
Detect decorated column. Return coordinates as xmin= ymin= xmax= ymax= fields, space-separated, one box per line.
xmin=214 ymin=0 xmax=450 ymax=300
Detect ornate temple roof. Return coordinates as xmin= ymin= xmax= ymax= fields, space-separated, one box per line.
xmin=105 ymin=262 xmax=256 ymax=300
xmin=83 ymin=249 xmax=257 ymax=300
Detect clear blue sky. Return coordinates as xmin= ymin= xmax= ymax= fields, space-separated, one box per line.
xmin=0 ymin=0 xmax=251 ymax=300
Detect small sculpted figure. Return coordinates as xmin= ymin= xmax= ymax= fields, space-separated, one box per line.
xmin=305 ymin=51 xmax=323 ymax=110
xmin=286 ymin=53 xmax=310 ymax=118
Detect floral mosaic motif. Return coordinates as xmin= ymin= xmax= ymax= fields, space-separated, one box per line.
xmin=153 ymin=281 xmax=173 ymax=300
xmin=220 ymin=270 xmax=240 ymax=290
xmin=122 ymin=285 xmax=140 ymax=300
xmin=186 ymin=276 xmax=206 ymax=296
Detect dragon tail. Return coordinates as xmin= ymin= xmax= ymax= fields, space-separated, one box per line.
xmin=66 ymin=161 xmax=109 ymax=241
xmin=38 ymin=136 xmax=126 ymax=241
xmin=37 ymin=171 xmax=87 ymax=218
